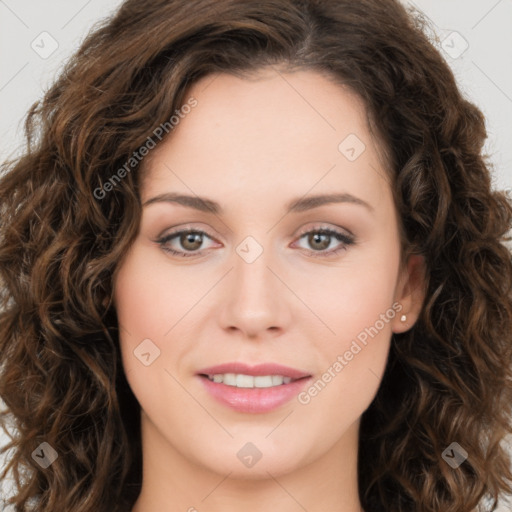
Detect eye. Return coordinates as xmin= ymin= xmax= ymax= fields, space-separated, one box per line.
xmin=156 ymin=228 xmax=218 ymax=258
xmin=292 ymin=226 xmax=355 ymax=258
xmin=155 ymin=225 xmax=355 ymax=258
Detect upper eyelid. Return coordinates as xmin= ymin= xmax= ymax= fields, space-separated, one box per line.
xmin=160 ymin=225 xmax=218 ymax=242
xmin=159 ymin=223 xmax=353 ymax=241
xmin=296 ymin=224 xmax=354 ymax=238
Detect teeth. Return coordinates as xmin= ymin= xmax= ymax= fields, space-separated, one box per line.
xmin=206 ymin=373 xmax=293 ymax=388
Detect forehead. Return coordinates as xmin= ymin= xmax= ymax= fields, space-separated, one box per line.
xmin=140 ymin=68 xmax=391 ymax=212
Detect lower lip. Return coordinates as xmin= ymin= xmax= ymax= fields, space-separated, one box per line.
xmin=198 ymin=375 xmax=312 ymax=413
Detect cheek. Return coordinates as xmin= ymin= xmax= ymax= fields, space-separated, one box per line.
xmin=114 ymin=263 xmax=160 ymax=343
xmin=114 ymin=246 xmax=196 ymax=346
xmin=113 ymin=246 xmax=213 ymax=394
xmin=292 ymin=243 xmax=399 ymax=411
xmin=297 ymin=247 xmax=400 ymax=346
xmin=113 ymin=250 xmax=183 ymax=417
xmin=294 ymin=270 xmax=395 ymax=440
xmin=113 ymin=249 xmax=171 ymax=376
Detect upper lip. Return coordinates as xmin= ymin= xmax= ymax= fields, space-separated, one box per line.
xmin=196 ymin=362 xmax=311 ymax=380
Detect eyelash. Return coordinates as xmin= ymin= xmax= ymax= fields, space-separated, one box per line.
xmin=155 ymin=225 xmax=355 ymax=259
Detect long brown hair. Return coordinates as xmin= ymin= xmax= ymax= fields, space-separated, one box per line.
xmin=1 ymin=1 xmax=511 ymax=511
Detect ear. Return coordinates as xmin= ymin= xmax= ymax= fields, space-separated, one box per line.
xmin=391 ymin=254 xmax=426 ymax=333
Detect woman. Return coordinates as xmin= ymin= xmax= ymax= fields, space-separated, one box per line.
xmin=1 ymin=0 xmax=511 ymax=511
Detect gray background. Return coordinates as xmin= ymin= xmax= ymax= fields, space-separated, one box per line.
xmin=0 ymin=0 xmax=511 ymax=508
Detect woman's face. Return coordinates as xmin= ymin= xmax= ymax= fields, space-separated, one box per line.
xmin=113 ymin=68 xmax=423 ymax=481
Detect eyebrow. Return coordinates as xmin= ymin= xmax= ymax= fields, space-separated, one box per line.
xmin=142 ymin=192 xmax=374 ymax=214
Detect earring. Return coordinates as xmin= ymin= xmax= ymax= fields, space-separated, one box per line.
xmin=400 ymin=314 xmax=407 ymax=322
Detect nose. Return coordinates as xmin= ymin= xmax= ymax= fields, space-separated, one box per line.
xmin=218 ymin=238 xmax=292 ymax=340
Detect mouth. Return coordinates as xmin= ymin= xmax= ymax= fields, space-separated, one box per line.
xmin=196 ymin=362 xmax=312 ymax=413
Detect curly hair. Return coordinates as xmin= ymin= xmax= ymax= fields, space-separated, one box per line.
xmin=1 ymin=0 xmax=511 ymax=511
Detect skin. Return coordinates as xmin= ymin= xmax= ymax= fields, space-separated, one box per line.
xmin=113 ymin=67 xmax=425 ymax=512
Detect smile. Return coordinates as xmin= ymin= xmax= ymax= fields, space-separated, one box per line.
xmin=204 ymin=373 xmax=295 ymax=388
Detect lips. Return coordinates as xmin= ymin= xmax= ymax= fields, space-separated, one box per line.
xmin=196 ymin=362 xmax=312 ymax=413
xmin=196 ymin=362 xmax=311 ymax=380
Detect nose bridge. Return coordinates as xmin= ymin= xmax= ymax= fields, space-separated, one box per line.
xmin=219 ymin=232 xmax=288 ymax=335
xmin=233 ymin=233 xmax=275 ymax=303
